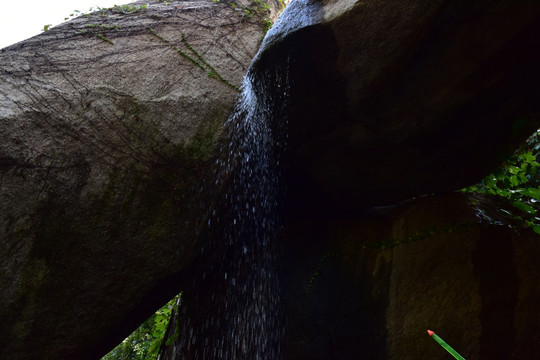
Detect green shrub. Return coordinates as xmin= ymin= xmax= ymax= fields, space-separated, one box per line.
xmin=101 ymin=293 xmax=181 ymax=360
xmin=462 ymin=130 xmax=540 ymax=234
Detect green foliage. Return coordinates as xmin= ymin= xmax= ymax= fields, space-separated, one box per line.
xmin=109 ymin=4 xmax=149 ymax=14
xmin=101 ymin=293 xmax=181 ymax=360
xmin=96 ymin=33 xmax=115 ymax=45
xmin=94 ymin=4 xmax=149 ymax=16
xmin=462 ymin=129 xmax=540 ymax=233
xmin=42 ymin=24 xmax=52 ymax=32
xmin=65 ymin=3 xmax=148 ymax=18
xmin=83 ymin=24 xmax=120 ymax=31
xmin=261 ymin=18 xmax=273 ymax=33
xmin=78 ymin=24 xmax=119 ymax=45
xmin=61 ymin=2 xmax=148 ymax=23
xmin=227 ymin=0 xmax=274 ymax=33
xmin=64 ymin=9 xmax=82 ymax=20
xmin=147 ymin=27 xmax=169 ymax=44
xmin=179 ymin=33 xmax=241 ymax=91
xmin=148 ymin=28 xmax=240 ymax=92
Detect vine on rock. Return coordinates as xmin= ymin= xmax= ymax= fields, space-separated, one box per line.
xmin=148 ymin=27 xmax=241 ymax=92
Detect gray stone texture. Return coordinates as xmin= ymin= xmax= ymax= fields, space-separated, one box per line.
xmin=0 ymin=0 xmax=282 ymax=359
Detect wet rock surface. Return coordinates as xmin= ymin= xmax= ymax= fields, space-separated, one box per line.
xmin=283 ymin=193 xmax=540 ymax=359
xmin=2 ymin=0 xmax=540 ymax=359
xmin=158 ymin=1 xmax=540 ymax=359
xmin=0 ymin=0 xmax=282 ymax=359
xmin=254 ymin=0 xmax=540 ymax=209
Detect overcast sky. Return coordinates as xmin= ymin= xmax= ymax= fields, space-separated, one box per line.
xmin=0 ymin=0 xmax=129 ymax=49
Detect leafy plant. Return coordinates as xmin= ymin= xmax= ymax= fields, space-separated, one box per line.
xmin=148 ymin=28 xmax=240 ymax=91
xmin=101 ymin=293 xmax=181 ymax=360
xmin=78 ymin=23 xmax=119 ymax=45
xmin=83 ymin=24 xmax=120 ymax=30
xmin=227 ymin=0 xmax=274 ymax=33
xmin=462 ymin=129 xmax=540 ymax=234
xmin=64 ymin=9 xmax=82 ymax=20
xmin=96 ymin=33 xmax=115 ymax=45
xmin=109 ymin=4 xmax=149 ymax=14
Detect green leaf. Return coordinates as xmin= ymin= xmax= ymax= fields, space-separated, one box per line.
xmin=485 ymin=176 xmax=497 ymax=187
xmin=520 ymin=151 xmax=536 ymax=163
xmin=509 ymin=175 xmax=520 ymax=187
xmin=512 ymin=200 xmax=537 ymax=214
xmin=518 ymin=173 xmax=529 ymax=183
xmin=522 ymin=187 xmax=540 ymax=200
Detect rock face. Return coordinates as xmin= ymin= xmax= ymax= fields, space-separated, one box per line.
xmin=159 ymin=0 xmax=540 ymax=359
xmin=2 ymin=0 xmax=540 ymax=359
xmin=252 ymin=0 xmax=540 ymax=209
xmin=0 ymin=1 xmax=282 ymax=359
xmin=282 ymin=192 xmax=540 ymax=359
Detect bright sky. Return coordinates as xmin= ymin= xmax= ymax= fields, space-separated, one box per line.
xmin=0 ymin=0 xmax=130 ymax=49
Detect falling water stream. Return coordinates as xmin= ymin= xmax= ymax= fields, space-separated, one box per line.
xmin=160 ymin=1 xmax=323 ymax=358
xmin=164 ymin=67 xmax=290 ymax=360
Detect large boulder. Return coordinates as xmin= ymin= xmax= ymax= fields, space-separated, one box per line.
xmin=157 ymin=0 xmax=540 ymax=358
xmin=158 ymin=192 xmax=540 ymax=359
xmin=0 ymin=1 xmax=282 ymax=359
xmin=3 ymin=0 xmax=540 ymax=359
xmin=251 ymin=0 xmax=540 ymax=209
xmin=282 ymin=192 xmax=540 ymax=359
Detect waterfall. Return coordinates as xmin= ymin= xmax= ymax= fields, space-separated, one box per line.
xmin=160 ymin=58 xmax=290 ymax=360
xmin=157 ymin=1 xmax=324 ymax=357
